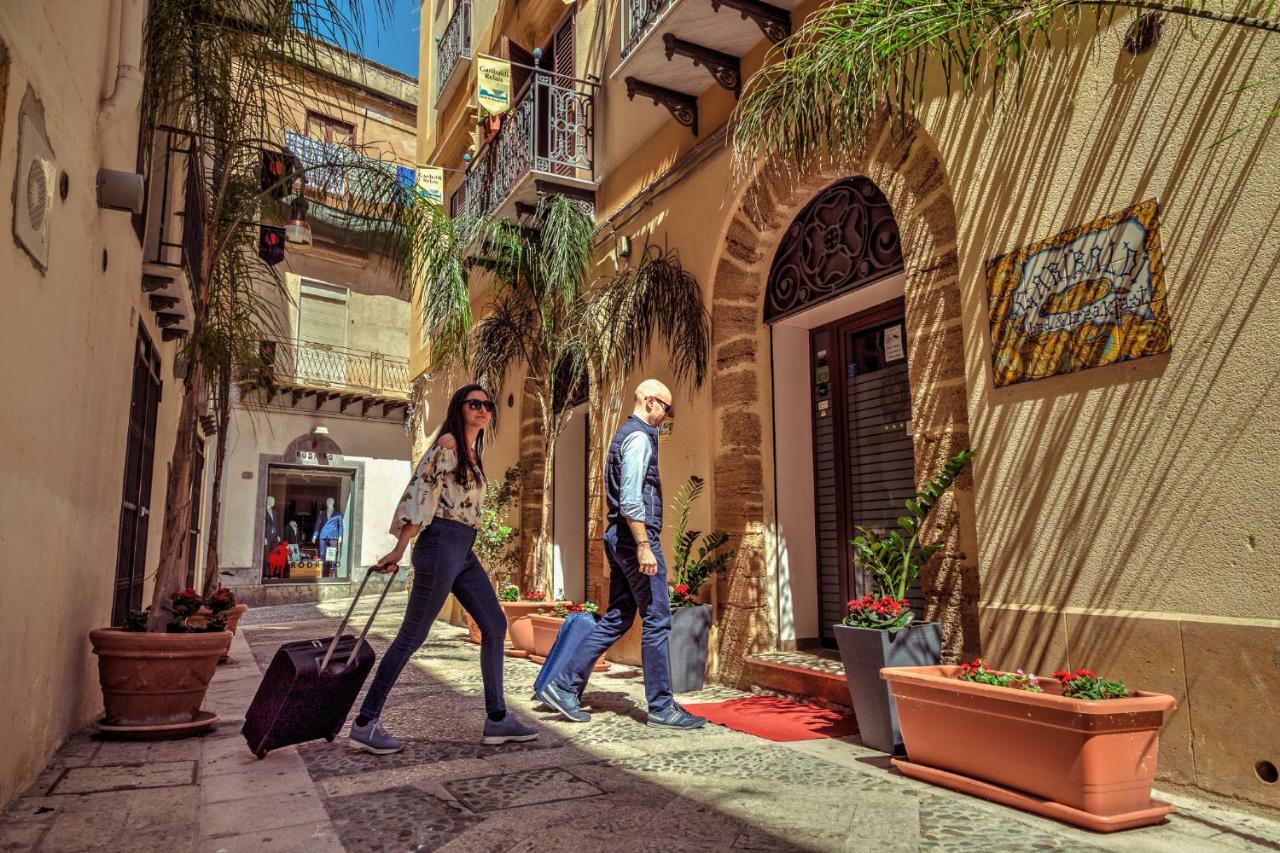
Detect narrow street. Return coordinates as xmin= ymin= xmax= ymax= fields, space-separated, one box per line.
xmin=3 ymin=597 xmax=1277 ymax=853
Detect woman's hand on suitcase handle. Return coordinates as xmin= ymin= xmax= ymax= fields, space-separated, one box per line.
xmin=372 ymin=550 xmax=403 ymax=574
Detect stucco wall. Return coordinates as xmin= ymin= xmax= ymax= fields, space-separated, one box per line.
xmin=0 ymin=3 xmax=190 ymax=807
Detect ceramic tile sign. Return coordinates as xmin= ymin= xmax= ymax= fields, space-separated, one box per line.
xmin=985 ymin=199 xmax=1172 ymax=387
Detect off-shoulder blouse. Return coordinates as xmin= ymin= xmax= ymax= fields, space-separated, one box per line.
xmin=390 ymin=443 xmax=486 ymax=534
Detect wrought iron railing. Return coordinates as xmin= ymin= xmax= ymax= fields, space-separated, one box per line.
xmin=450 ymin=74 xmax=594 ymax=225
xmin=256 ymin=339 xmax=412 ymax=399
xmin=436 ymin=0 xmax=472 ymax=96
xmin=622 ymin=0 xmax=672 ymax=57
xmin=284 ymin=131 xmax=416 ymax=202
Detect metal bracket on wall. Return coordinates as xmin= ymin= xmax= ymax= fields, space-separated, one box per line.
xmin=710 ymin=0 xmax=791 ymax=44
xmin=662 ymin=34 xmax=741 ymax=97
xmin=625 ymin=77 xmax=698 ymax=137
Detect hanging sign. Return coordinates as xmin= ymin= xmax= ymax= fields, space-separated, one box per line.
xmin=258 ymin=225 xmax=285 ymax=265
xmin=476 ymin=55 xmax=512 ymax=115
xmin=417 ymin=166 xmax=445 ymax=206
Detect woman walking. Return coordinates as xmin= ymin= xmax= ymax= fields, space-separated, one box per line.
xmin=349 ymin=384 xmax=537 ymax=754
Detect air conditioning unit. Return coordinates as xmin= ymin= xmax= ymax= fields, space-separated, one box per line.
xmin=13 ymin=110 xmax=56 ymax=272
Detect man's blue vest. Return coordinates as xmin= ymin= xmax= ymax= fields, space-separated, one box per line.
xmin=606 ymin=415 xmax=663 ymax=537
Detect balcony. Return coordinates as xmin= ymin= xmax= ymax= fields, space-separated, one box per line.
xmin=243 ymin=339 xmax=412 ymax=419
xmin=613 ymin=0 xmax=801 ymax=144
xmin=449 ymin=73 xmax=596 ymax=227
xmin=436 ymin=0 xmax=472 ymax=106
xmin=285 ymin=130 xmax=416 ymax=203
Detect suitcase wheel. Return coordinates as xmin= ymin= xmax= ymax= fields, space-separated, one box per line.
xmin=325 ymin=735 xmax=335 ymax=743
xmin=254 ymin=749 xmax=268 ymax=760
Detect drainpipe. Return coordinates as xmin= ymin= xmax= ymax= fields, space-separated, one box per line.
xmin=100 ymin=0 xmax=145 ymax=128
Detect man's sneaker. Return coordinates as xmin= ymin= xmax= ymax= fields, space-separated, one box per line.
xmin=647 ymin=703 xmax=707 ymax=730
xmin=348 ymin=718 xmax=404 ymax=754
xmin=483 ymin=714 xmax=539 ymax=745
xmin=537 ymin=682 xmax=592 ymax=723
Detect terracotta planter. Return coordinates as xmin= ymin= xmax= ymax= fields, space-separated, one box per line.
xmin=500 ymin=601 xmax=546 ymax=658
xmin=833 ymin=621 xmax=941 ymax=754
xmin=670 ymin=604 xmax=712 ymax=693
xmin=219 ymin=604 xmax=250 ymax=664
xmin=882 ymin=665 xmax=1177 ymax=831
xmin=529 ymin=614 xmax=563 ymax=658
xmin=89 ymin=628 xmax=231 ymax=727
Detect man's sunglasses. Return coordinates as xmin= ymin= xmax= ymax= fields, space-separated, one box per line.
xmin=648 ymin=396 xmax=674 ymax=418
xmin=464 ymin=399 xmax=496 ymax=413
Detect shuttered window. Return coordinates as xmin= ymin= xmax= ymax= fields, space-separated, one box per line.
xmin=298 ymin=281 xmax=348 ymax=348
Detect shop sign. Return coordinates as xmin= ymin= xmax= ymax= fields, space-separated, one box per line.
xmin=986 ymin=199 xmax=1172 ymax=387
xmin=476 ymin=56 xmax=512 ymax=115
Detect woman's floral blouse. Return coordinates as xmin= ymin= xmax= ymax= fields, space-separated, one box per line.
xmin=390 ymin=443 xmax=485 ymax=534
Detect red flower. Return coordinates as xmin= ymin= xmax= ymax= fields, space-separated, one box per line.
xmin=1075 ymin=669 xmax=1095 ymax=679
xmin=675 ymin=584 xmax=689 ymax=595
xmin=1052 ymin=669 xmax=1072 ymax=683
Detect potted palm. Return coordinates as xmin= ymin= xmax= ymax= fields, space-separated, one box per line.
xmin=834 ymin=450 xmax=972 ymax=754
xmin=666 ymin=476 xmax=733 ymax=693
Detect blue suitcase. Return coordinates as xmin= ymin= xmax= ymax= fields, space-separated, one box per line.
xmin=532 ymin=610 xmax=599 ymax=700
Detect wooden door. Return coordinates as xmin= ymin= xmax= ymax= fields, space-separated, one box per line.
xmin=812 ymin=301 xmax=918 ymax=645
xmin=113 ymin=330 xmax=162 ymax=625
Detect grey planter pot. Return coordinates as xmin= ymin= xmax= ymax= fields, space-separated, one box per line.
xmin=670 ymin=604 xmax=712 ymax=693
xmin=833 ymin=621 xmax=942 ymax=754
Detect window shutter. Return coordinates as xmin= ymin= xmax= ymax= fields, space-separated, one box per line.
xmin=553 ymin=16 xmax=574 ymax=78
xmin=298 ymin=281 xmax=348 ymax=348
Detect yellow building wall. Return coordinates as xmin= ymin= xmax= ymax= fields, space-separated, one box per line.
xmin=0 ymin=2 xmax=189 ymax=807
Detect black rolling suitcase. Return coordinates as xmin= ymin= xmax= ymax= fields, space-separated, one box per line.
xmin=242 ymin=567 xmax=399 ymax=758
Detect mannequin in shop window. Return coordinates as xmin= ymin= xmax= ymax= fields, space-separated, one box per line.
xmin=263 ymin=496 xmax=281 ymax=573
xmin=314 ymin=496 xmax=343 ymax=577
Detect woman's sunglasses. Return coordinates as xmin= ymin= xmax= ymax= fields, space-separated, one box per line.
xmin=465 ymin=399 xmax=496 ymax=413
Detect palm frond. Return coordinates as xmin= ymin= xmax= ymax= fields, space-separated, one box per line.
xmin=731 ymin=0 xmax=1280 ymax=176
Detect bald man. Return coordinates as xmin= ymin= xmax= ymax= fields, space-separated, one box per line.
xmin=537 ymin=380 xmax=707 ymax=730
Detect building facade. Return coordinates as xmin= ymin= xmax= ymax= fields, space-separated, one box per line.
xmin=414 ymin=0 xmax=1279 ymax=812
xmin=215 ymin=47 xmax=420 ymax=606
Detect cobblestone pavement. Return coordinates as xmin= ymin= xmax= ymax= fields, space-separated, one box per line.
xmin=4 ymin=594 xmax=1279 ymax=852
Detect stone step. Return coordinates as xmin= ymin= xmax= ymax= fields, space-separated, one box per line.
xmin=744 ymin=651 xmax=853 ymax=710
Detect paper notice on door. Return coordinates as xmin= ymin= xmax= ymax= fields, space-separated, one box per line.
xmin=884 ymin=325 xmax=905 ymax=362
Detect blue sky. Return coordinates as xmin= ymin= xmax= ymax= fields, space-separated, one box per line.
xmin=344 ymin=0 xmax=421 ymax=78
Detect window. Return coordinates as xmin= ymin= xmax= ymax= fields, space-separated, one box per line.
xmin=305 ymin=112 xmax=356 ymax=146
xmin=298 ymin=280 xmax=349 ymax=349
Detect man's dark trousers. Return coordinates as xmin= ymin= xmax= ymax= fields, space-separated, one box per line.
xmin=553 ymin=524 xmax=673 ymax=713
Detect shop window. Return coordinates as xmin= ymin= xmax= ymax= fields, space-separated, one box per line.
xmin=262 ymin=465 xmax=354 ymax=582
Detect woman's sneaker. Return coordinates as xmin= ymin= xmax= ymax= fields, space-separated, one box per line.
xmin=482 ymin=714 xmax=539 ymax=745
xmin=348 ymin=718 xmax=404 ymax=754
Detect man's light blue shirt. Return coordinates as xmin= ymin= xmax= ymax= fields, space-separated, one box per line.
xmin=618 ymin=430 xmax=652 ymax=524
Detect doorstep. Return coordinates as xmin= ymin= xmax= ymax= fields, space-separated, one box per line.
xmin=744 ymin=650 xmax=853 ymax=709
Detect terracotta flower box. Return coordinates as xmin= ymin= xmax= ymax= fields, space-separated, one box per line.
xmin=499 ymin=601 xmax=545 ymax=658
xmin=90 ymin=628 xmax=231 ymax=732
xmin=881 ymin=665 xmax=1177 ymax=832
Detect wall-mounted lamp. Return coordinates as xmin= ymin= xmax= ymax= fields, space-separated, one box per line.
xmin=285 ymin=194 xmax=312 ymax=248
xmin=616 ymin=234 xmax=631 ymax=259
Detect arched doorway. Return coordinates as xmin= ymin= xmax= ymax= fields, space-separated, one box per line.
xmin=708 ymin=122 xmax=980 ymax=684
xmin=765 ymin=177 xmax=922 ymax=647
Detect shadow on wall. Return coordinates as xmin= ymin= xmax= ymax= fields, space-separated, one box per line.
xmin=929 ymin=15 xmax=1279 ymax=650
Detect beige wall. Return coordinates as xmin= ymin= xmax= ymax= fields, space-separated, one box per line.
xmin=0 ymin=2 xmax=190 ymax=807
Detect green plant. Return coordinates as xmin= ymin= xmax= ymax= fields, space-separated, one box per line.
xmin=415 ymin=197 xmax=710 ymax=597
xmin=668 ymin=476 xmax=734 ymax=604
xmin=851 ymin=450 xmax=973 ymax=606
xmin=499 ymin=581 xmax=521 ymax=602
xmin=551 ymin=601 xmax=599 ymax=618
xmin=731 ymin=0 xmax=1280 ymax=177
xmin=842 ymin=594 xmax=914 ymax=632
xmin=475 ymin=466 xmax=523 ymax=587
xmin=959 ymin=658 xmax=1043 ymax=692
xmin=1053 ymin=668 xmax=1129 ymax=700
xmin=124 ymin=587 xmax=237 ymax=633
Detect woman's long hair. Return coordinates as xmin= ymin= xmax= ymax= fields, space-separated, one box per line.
xmin=436 ymin=384 xmax=492 ymax=487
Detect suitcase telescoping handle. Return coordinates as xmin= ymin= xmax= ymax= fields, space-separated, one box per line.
xmin=318 ymin=565 xmax=401 ymax=673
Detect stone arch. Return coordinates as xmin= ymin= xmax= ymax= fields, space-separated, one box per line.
xmin=709 ymin=119 xmax=980 ymax=684
xmin=283 ymin=430 xmax=343 ymax=464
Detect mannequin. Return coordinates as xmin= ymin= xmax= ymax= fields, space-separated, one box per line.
xmin=315 ymin=496 xmax=343 ymax=578
xmin=264 ymin=496 xmax=280 ymax=548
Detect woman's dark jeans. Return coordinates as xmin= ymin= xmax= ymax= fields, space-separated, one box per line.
xmin=359 ymin=519 xmax=507 ymax=720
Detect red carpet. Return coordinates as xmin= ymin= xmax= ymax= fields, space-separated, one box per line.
xmin=680 ymin=696 xmax=859 ymax=742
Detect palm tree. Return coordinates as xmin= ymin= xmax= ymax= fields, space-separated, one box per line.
xmin=140 ymin=0 xmax=440 ymax=628
xmin=418 ymin=196 xmax=710 ymax=596
xmin=730 ymin=0 xmax=1280 ymax=175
